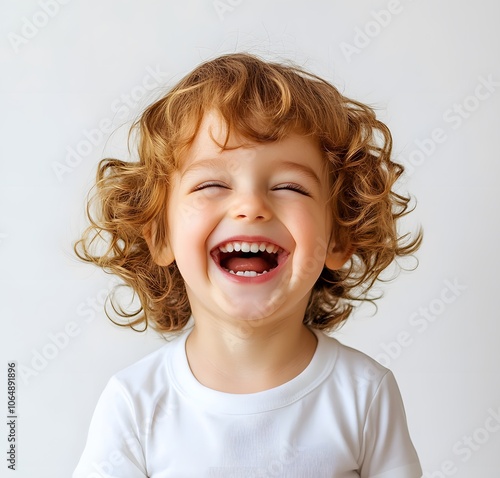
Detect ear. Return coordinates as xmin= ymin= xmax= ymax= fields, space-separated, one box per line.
xmin=325 ymin=241 xmax=354 ymax=270
xmin=143 ymin=221 xmax=175 ymax=266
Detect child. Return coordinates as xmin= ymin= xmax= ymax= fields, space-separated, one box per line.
xmin=73 ymin=53 xmax=423 ymax=477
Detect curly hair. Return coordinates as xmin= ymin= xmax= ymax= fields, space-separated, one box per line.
xmin=74 ymin=52 xmax=422 ymax=333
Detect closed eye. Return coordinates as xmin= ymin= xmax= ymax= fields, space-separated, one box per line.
xmin=192 ymin=181 xmax=229 ymax=192
xmin=272 ymin=183 xmax=311 ymax=196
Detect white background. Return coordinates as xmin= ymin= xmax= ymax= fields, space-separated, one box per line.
xmin=1 ymin=0 xmax=499 ymax=477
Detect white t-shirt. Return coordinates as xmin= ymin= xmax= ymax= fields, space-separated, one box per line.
xmin=73 ymin=328 xmax=422 ymax=478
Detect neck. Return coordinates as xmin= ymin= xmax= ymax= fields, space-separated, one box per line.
xmin=185 ymin=318 xmax=317 ymax=394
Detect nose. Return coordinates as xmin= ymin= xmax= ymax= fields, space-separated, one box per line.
xmin=231 ymin=190 xmax=272 ymax=222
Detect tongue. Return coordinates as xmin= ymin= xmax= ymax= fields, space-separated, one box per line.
xmin=225 ymin=256 xmax=270 ymax=273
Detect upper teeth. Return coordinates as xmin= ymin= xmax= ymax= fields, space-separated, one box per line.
xmin=218 ymin=241 xmax=280 ymax=254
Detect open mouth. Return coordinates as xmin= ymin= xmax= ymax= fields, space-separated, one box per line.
xmin=211 ymin=240 xmax=288 ymax=277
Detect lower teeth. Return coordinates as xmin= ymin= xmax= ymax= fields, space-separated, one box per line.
xmin=227 ymin=269 xmax=269 ymax=277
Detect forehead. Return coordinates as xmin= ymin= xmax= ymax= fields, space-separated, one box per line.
xmin=180 ymin=110 xmax=328 ymax=176
xmin=186 ymin=110 xmax=248 ymax=158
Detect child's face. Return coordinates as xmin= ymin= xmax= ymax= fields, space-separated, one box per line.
xmin=156 ymin=111 xmax=344 ymax=327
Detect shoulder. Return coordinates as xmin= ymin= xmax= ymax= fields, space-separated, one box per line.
xmin=314 ymin=330 xmax=394 ymax=404
xmin=110 ymin=330 xmax=188 ymax=398
xmin=317 ymin=330 xmax=389 ymax=382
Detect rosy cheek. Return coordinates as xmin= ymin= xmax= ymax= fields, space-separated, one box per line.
xmin=294 ymin=209 xmax=328 ymax=243
xmin=179 ymin=254 xmax=200 ymax=277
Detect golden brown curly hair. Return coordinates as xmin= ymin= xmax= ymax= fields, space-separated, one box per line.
xmin=74 ymin=52 xmax=422 ymax=333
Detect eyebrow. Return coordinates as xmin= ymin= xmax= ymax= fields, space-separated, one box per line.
xmin=180 ymin=158 xmax=227 ymax=179
xmin=180 ymin=157 xmax=323 ymax=186
xmin=278 ymin=160 xmax=322 ymax=187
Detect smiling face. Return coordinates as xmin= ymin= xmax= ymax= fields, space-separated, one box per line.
xmin=151 ymin=111 xmax=347 ymax=329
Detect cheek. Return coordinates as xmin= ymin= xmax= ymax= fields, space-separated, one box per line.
xmin=169 ymin=221 xmax=207 ymax=285
xmin=168 ymin=188 xmax=203 ymax=233
xmin=169 ymin=209 xmax=206 ymax=255
xmin=167 ymin=198 xmax=217 ymax=270
xmin=285 ymin=207 xmax=329 ymax=275
xmin=171 ymin=187 xmax=220 ymax=227
xmin=288 ymin=204 xmax=329 ymax=241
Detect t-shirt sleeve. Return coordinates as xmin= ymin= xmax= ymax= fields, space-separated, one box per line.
xmin=73 ymin=377 xmax=148 ymax=478
xmin=359 ymin=371 xmax=422 ymax=478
